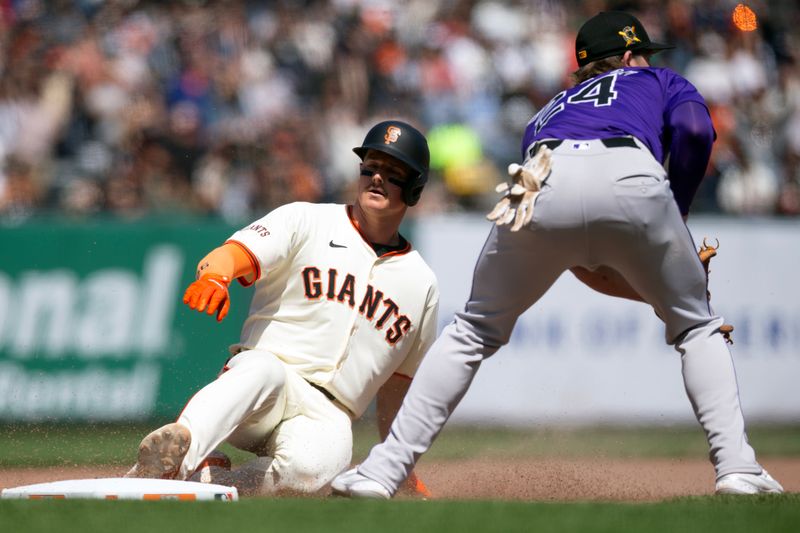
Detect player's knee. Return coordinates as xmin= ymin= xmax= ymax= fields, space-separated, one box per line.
xmin=267 ymin=457 xmax=334 ymax=493
xmin=228 ymin=350 xmax=287 ymax=389
xmin=452 ymin=313 xmax=508 ymax=353
xmin=280 ymin=466 xmax=330 ymax=493
xmin=269 ymin=443 xmax=351 ymax=494
xmin=668 ymin=316 xmax=725 ymax=346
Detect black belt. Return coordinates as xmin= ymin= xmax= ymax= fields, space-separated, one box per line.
xmin=601 ymin=137 xmax=639 ymax=149
xmin=307 ymin=380 xmax=338 ymax=402
xmin=531 ymin=137 xmax=639 ymax=156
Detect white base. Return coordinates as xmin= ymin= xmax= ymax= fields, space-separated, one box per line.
xmin=1 ymin=478 xmax=238 ymax=501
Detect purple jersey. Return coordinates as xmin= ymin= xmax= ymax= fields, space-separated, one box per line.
xmin=522 ymin=67 xmax=707 ymax=164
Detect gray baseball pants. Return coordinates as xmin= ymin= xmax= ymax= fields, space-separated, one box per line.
xmin=359 ymin=138 xmax=763 ymax=493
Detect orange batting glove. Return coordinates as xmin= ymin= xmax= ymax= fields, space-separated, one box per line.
xmin=403 ymin=471 xmax=432 ymax=499
xmin=183 ymin=274 xmax=231 ymax=322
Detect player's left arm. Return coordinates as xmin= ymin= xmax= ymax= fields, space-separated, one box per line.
xmin=665 ymin=98 xmax=735 ymax=340
xmin=376 ymin=373 xmax=411 ymax=441
xmin=665 ymin=100 xmax=715 ymax=216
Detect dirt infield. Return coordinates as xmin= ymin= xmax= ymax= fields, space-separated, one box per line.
xmin=2 ymin=458 xmax=798 ymax=501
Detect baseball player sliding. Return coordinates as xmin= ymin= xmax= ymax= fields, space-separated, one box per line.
xmin=332 ymin=12 xmax=783 ymax=498
xmin=125 ymin=120 xmax=438 ymax=497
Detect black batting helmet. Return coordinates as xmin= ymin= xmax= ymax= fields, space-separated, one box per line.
xmin=353 ymin=120 xmax=430 ymax=206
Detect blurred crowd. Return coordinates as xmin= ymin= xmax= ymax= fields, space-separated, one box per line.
xmin=0 ymin=0 xmax=798 ymax=223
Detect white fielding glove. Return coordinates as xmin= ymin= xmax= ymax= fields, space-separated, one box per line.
xmin=486 ymin=146 xmax=553 ymax=231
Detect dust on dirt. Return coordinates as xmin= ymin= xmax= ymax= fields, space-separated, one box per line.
xmin=2 ymin=457 xmax=797 ymax=501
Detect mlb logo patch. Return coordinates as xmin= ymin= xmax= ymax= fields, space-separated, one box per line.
xmin=571 ymin=142 xmax=590 ymax=150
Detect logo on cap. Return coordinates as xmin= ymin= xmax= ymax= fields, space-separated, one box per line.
xmin=384 ymin=126 xmax=402 ymax=145
xmin=617 ymin=25 xmax=641 ymax=47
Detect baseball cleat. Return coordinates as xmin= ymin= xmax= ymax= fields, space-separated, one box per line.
xmin=124 ymin=423 xmax=191 ymax=479
xmin=331 ymin=468 xmax=391 ymax=499
xmin=715 ymin=470 xmax=784 ymax=495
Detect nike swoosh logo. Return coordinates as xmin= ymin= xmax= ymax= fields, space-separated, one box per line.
xmin=329 ymin=240 xmax=347 ymax=248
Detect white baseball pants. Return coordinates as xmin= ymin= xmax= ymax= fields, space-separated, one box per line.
xmin=176 ymin=349 xmax=352 ymax=494
xmin=358 ymin=138 xmax=764 ymax=493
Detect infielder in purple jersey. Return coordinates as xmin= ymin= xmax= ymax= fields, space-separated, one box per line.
xmin=332 ymin=11 xmax=783 ymax=498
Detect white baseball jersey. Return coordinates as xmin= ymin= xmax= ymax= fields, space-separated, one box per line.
xmin=226 ymin=202 xmax=439 ymax=417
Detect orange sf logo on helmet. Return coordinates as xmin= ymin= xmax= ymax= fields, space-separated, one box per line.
xmin=384 ymin=126 xmax=402 ymax=145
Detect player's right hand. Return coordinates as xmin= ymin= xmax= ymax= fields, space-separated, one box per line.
xmin=487 ymin=146 xmax=553 ymax=232
xmin=183 ymin=274 xmax=231 ymax=322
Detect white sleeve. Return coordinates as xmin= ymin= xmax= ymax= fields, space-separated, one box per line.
xmin=226 ymin=202 xmax=307 ymax=283
xmin=394 ymin=281 xmax=439 ymax=378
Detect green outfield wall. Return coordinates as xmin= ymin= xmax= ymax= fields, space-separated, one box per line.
xmin=0 ymin=217 xmax=251 ymax=422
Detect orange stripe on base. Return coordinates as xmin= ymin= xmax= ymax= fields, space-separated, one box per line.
xmin=143 ymin=494 xmax=197 ymax=501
